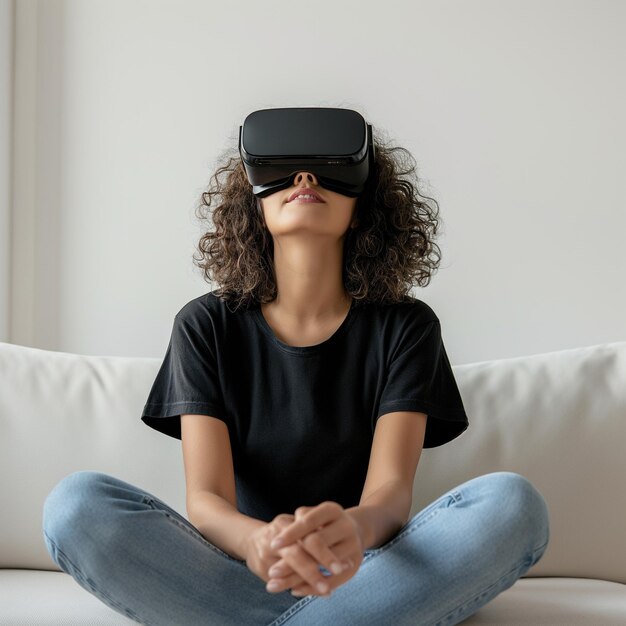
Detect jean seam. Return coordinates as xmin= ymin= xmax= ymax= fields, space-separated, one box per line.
xmin=266 ymin=594 xmax=317 ymax=626
xmin=528 ymin=538 xmax=549 ymax=566
xmin=142 ymin=495 xmax=248 ymax=568
xmin=43 ymin=530 xmax=146 ymax=624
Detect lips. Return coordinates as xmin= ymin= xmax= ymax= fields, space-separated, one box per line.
xmin=287 ymin=188 xmax=325 ymax=203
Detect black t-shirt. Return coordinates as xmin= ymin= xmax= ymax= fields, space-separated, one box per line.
xmin=141 ymin=290 xmax=469 ymax=523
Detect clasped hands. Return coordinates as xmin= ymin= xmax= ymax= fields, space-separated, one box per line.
xmin=245 ymin=501 xmax=364 ymax=598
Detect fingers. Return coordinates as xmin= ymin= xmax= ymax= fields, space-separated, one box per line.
xmin=275 ymin=513 xmax=296 ymax=527
xmin=266 ymin=504 xmax=361 ymax=596
xmin=270 ymin=570 xmax=331 ymax=597
xmin=267 ymin=552 xmax=333 ymax=597
xmin=270 ymin=557 xmax=358 ymax=597
xmin=266 ymin=537 xmax=354 ymax=596
xmin=271 ymin=519 xmax=349 ymax=579
xmin=265 ymin=540 xmax=332 ymax=596
xmin=269 ymin=551 xmax=352 ymax=580
xmin=271 ymin=502 xmax=342 ymax=549
xmin=265 ymin=504 xmax=362 ymax=597
xmin=264 ymin=513 xmax=297 ymax=570
xmin=298 ymin=530 xmax=352 ymax=577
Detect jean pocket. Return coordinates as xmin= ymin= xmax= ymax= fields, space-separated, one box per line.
xmin=410 ymin=488 xmax=462 ymax=523
xmin=141 ymin=495 xmax=247 ymax=567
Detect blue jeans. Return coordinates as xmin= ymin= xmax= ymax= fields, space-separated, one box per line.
xmin=42 ymin=470 xmax=549 ymax=626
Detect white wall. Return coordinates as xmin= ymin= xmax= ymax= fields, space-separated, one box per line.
xmin=0 ymin=0 xmax=13 ymax=341
xmin=6 ymin=0 xmax=625 ymax=364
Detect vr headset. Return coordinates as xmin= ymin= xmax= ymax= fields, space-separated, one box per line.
xmin=239 ymin=107 xmax=376 ymax=199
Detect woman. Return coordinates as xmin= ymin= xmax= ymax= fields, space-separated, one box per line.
xmin=42 ymin=130 xmax=550 ymax=625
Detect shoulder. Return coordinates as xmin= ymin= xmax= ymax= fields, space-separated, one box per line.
xmin=174 ymin=290 xmax=224 ymax=327
xmin=386 ymin=295 xmax=440 ymax=328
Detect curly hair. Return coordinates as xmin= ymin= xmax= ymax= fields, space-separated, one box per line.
xmin=192 ymin=128 xmax=444 ymax=313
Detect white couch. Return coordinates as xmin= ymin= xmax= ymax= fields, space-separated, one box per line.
xmin=1 ymin=338 xmax=625 ymax=625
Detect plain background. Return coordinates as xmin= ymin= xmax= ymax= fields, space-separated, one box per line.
xmin=1 ymin=0 xmax=624 ymax=365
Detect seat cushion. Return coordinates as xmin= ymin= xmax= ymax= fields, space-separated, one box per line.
xmin=464 ymin=577 xmax=626 ymax=625
xmin=1 ymin=570 xmax=625 ymax=624
xmin=0 ymin=569 xmax=136 ymax=625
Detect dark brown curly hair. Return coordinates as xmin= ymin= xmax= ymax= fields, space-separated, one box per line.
xmin=192 ymin=128 xmax=445 ymax=313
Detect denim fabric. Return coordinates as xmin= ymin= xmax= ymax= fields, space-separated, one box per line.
xmin=42 ymin=470 xmax=549 ymax=625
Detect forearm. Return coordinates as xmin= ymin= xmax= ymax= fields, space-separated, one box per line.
xmin=187 ymin=491 xmax=265 ymax=561
xmin=345 ymin=480 xmax=412 ymax=551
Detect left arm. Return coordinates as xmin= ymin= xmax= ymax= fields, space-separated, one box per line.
xmin=265 ymin=411 xmax=428 ymax=596
xmin=345 ymin=411 xmax=428 ymax=552
xmin=345 ymin=479 xmax=412 ymax=551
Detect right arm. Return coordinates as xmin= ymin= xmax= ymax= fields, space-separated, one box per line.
xmin=182 ymin=413 xmax=352 ymax=597
xmin=181 ymin=413 xmax=264 ymax=561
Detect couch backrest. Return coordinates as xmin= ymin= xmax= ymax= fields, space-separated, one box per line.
xmin=1 ymin=339 xmax=624 ymax=583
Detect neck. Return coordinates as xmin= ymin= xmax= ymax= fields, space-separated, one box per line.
xmin=266 ymin=239 xmax=351 ymax=323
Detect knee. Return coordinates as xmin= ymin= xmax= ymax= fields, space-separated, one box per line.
xmin=482 ymin=471 xmax=550 ymax=551
xmin=42 ymin=470 xmax=112 ymax=546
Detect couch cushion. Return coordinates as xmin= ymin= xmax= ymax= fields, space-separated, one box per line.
xmin=410 ymin=340 xmax=626 ymax=586
xmin=464 ymin=577 xmax=626 ymax=625
xmin=1 ymin=339 xmax=625 ymax=586
xmin=0 ymin=569 xmax=136 ymax=624
xmin=1 ymin=571 xmax=624 ymax=625
xmin=0 ymin=340 xmax=189 ymax=571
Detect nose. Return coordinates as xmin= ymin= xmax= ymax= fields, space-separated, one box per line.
xmin=293 ymin=171 xmax=319 ymax=186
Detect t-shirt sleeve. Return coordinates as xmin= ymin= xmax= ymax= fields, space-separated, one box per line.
xmin=376 ymin=318 xmax=469 ymax=448
xmin=141 ymin=313 xmax=228 ymax=439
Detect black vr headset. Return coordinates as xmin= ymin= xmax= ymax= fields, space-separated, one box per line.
xmin=239 ymin=107 xmax=376 ymax=199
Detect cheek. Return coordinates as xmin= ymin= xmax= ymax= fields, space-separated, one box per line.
xmin=344 ymin=199 xmax=359 ymax=218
